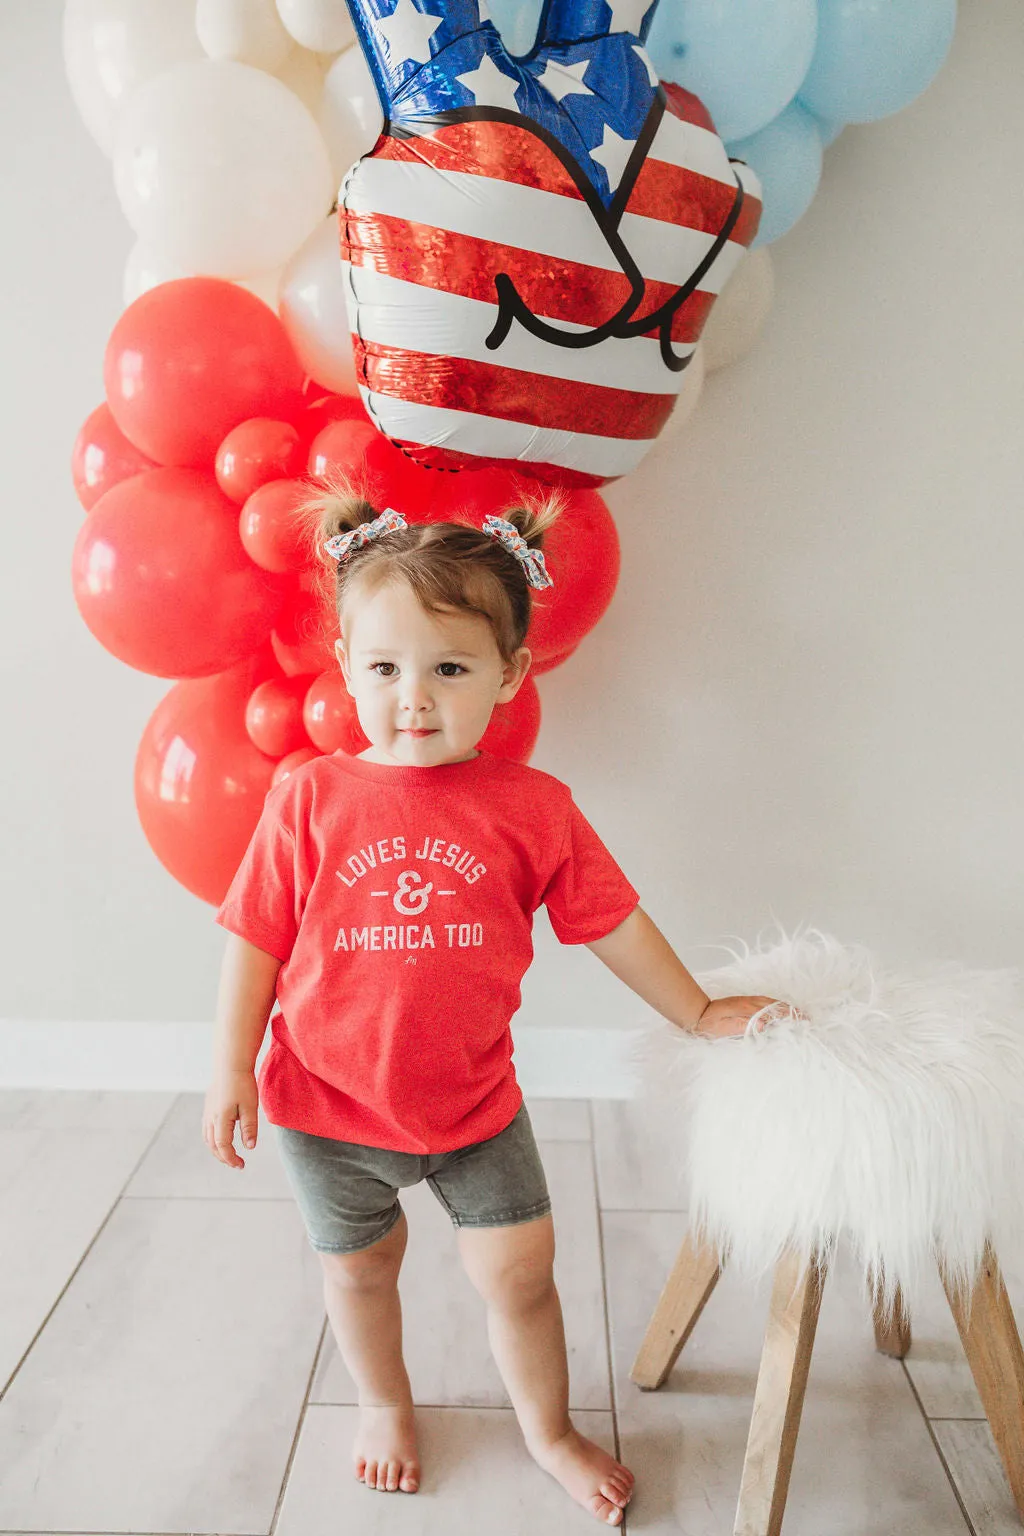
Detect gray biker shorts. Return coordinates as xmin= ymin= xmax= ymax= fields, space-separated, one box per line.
xmin=272 ymin=1101 xmax=551 ymax=1254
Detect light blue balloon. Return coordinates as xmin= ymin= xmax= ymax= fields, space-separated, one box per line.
xmin=803 ymin=106 xmax=845 ymax=147
xmin=646 ymin=0 xmax=818 ymax=143
xmin=727 ymin=101 xmax=823 ymax=246
xmin=485 ymin=0 xmax=544 ymax=56
xmin=800 ymin=0 xmax=957 ymax=123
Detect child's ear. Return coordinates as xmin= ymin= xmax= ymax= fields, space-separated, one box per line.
xmin=335 ymin=638 xmax=354 ymax=694
xmin=496 ymin=646 xmax=531 ymax=703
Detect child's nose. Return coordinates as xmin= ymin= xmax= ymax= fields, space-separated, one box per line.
xmin=399 ymin=676 xmax=434 ymax=713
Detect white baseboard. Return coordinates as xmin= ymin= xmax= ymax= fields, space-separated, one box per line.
xmin=0 ymin=1020 xmax=642 ymax=1100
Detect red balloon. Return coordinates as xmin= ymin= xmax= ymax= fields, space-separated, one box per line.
xmin=71 ymin=403 xmax=156 ymax=511
xmin=72 ymin=468 xmax=290 ymax=678
xmin=306 ymin=418 xmax=452 ymax=522
xmin=240 ymin=478 xmax=315 ymax=573
xmin=134 ymin=649 xmax=281 ymax=905
xmin=246 ymin=673 xmax=317 ymax=757
xmin=295 ymin=391 xmax=369 ymax=454
xmin=216 ymin=418 xmax=303 ymax=504
xmin=530 ymin=642 xmax=578 ymax=676
xmin=370 ymin=438 xmax=470 ymax=520
xmin=410 ymin=464 xmax=535 ymax=526
xmin=104 ymin=278 xmax=304 ymax=467
xmin=300 ymin=378 xmax=336 ymax=406
xmin=271 ymin=585 xmax=339 ymax=676
xmin=307 ymin=419 xmax=380 ymax=480
xmin=303 ymin=670 xmax=369 ymax=754
xmin=479 ymin=675 xmax=541 ymax=763
xmin=272 ymin=746 xmax=322 ymax=787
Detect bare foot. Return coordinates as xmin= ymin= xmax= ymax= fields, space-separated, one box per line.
xmin=353 ymin=1402 xmax=420 ymax=1493
xmin=529 ymin=1425 xmax=635 ymax=1526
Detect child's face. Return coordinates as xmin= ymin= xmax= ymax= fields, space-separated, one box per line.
xmin=335 ymin=577 xmax=531 ymax=766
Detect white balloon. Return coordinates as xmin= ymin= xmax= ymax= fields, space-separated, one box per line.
xmin=195 ymin=0 xmax=292 ymax=70
xmin=279 ymin=217 xmax=358 ymax=394
xmin=702 ymin=248 xmax=775 ymax=374
xmin=123 ymin=239 xmax=284 ymax=308
xmin=237 ymin=266 xmax=285 ymax=310
xmin=243 ymin=272 xmax=288 ymax=308
xmin=123 ymin=239 xmax=182 ymax=305
xmin=653 ymin=345 xmax=706 ymax=446
xmin=63 ymin=0 xmax=202 ymax=155
xmin=275 ymin=0 xmax=354 ymax=54
xmin=319 ymin=44 xmax=383 ymax=184
xmin=276 ymin=43 xmax=326 ymax=115
xmin=123 ymin=239 xmax=283 ymax=309
xmin=113 ymin=59 xmax=334 ymax=277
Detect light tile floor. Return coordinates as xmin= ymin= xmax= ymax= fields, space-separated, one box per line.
xmin=0 ymin=1090 xmax=1020 ymax=1534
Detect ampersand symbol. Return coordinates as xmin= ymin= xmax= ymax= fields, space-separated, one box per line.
xmin=394 ymin=870 xmax=433 ymax=915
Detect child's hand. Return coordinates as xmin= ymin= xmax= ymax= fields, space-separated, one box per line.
xmin=202 ymin=1068 xmax=259 ymax=1169
xmin=693 ymin=995 xmax=797 ymax=1038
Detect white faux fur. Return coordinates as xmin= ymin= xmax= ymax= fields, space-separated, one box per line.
xmin=630 ymin=928 xmax=1024 ymax=1317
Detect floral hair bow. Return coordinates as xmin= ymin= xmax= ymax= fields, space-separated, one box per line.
xmin=482 ymin=514 xmax=554 ymax=590
xmin=323 ymin=506 xmax=407 ymax=563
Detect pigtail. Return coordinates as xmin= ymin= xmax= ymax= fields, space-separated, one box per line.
xmin=292 ymin=469 xmax=380 ymax=606
xmin=496 ymin=490 xmax=564 ymax=553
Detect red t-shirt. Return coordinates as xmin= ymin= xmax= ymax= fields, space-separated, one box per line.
xmin=214 ymin=749 xmax=640 ymax=1153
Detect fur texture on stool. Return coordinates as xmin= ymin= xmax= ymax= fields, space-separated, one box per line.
xmin=631 ymin=928 xmax=1024 ymax=1316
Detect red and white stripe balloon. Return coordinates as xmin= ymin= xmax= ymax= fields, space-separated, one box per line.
xmin=340 ymin=90 xmax=761 ymax=485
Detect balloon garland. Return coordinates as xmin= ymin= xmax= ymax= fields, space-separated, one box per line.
xmin=65 ymin=0 xmax=957 ymax=903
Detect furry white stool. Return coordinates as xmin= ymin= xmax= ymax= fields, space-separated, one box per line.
xmin=631 ymin=931 xmax=1024 ymax=1536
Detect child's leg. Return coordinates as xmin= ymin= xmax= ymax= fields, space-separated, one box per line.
xmin=319 ymin=1209 xmax=420 ymax=1494
xmin=457 ymin=1215 xmax=634 ymax=1527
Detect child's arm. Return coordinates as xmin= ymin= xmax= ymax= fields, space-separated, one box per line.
xmin=212 ymin=932 xmax=282 ymax=1071
xmin=587 ymin=907 xmax=785 ymax=1038
xmin=203 ymin=934 xmax=283 ymax=1168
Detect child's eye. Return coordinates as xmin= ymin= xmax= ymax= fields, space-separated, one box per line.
xmin=437 ymin=662 xmax=465 ymax=677
xmin=371 ymin=662 xmax=396 ymax=677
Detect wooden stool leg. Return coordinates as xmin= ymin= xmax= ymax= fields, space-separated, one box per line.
xmin=873 ymin=1284 xmax=912 ymax=1358
xmin=941 ymin=1243 xmax=1024 ymax=1519
xmin=629 ymin=1231 xmax=721 ymax=1390
xmin=734 ymin=1252 xmax=826 ymax=1536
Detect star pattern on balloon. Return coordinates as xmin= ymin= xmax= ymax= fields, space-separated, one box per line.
xmin=588 ymin=121 xmax=637 ymax=189
xmin=536 ymin=57 xmax=593 ymax=103
xmin=631 ymin=43 xmax=659 ymax=86
xmin=455 ymin=50 xmax=523 ymax=111
xmin=603 ymin=0 xmax=658 ymax=36
xmin=349 ymin=0 xmax=665 ymax=207
xmin=374 ymin=0 xmax=443 ymax=67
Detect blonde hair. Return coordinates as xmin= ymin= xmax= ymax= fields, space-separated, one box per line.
xmin=294 ymin=470 xmax=563 ymax=664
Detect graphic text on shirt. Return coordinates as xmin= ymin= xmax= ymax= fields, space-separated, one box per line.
xmin=332 ymin=827 xmax=490 ymax=958
xmin=333 ymin=921 xmax=485 ymax=952
xmin=334 ymin=832 xmax=487 ymax=891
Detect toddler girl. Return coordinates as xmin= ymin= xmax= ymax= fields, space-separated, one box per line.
xmin=202 ymin=485 xmax=786 ymax=1527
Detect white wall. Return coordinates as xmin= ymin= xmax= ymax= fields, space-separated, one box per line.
xmin=2 ymin=2 xmax=1022 ymax=1062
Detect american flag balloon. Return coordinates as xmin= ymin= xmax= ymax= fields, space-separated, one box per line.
xmin=340 ymin=0 xmax=763 ymax=486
